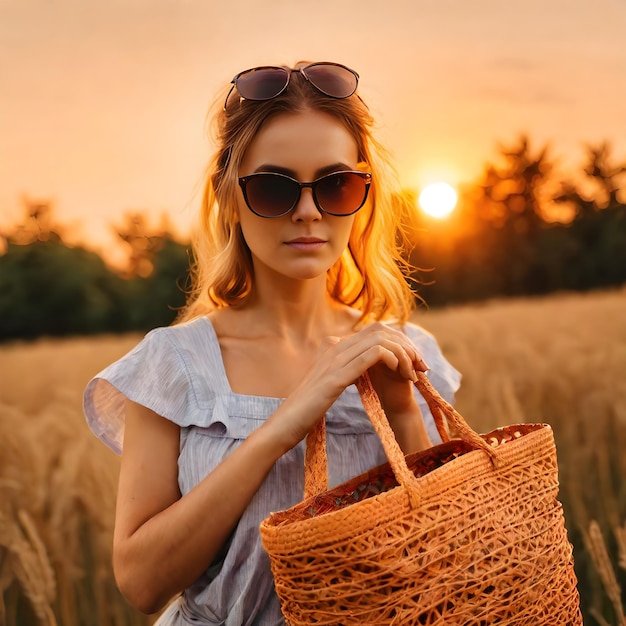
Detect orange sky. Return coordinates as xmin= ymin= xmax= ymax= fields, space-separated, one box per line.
xmin=2 ymin=0 xmax=625 ymax=261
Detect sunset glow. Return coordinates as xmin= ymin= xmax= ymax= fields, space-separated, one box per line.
xmin=418 ymin=182 xmax=458 ymax=219
xmin=1 ymin=2 xmax=625 ymax=248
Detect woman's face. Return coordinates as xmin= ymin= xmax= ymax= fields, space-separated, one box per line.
xmin=237 ymin=110 xmax=360 ymax=285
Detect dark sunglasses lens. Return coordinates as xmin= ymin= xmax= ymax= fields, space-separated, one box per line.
xmin=235 ymin=67 xmax=289 ymax=101
xmin=304 ymin=64 xmax=358 ymax=98
xmin=246 ymin=175 xmax=299 ymax=216
xmin=316 ymin=173 xmax=367 ymax=215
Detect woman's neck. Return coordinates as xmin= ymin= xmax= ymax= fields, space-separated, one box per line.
xmin=213 ymin=278 xmax=359 ymax=347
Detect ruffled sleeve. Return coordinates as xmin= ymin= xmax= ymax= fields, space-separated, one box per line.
xmin=83 ymin=326 xmax=209 ymax=455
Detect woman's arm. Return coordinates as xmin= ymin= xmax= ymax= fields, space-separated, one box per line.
xmin=382 ymin=394 xmax=432 ymax=453
xmin=113 ymin=399 xmax=296 ymax=614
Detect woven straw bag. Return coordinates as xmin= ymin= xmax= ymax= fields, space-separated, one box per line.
xmin=259 ymin=372 xmax=582 ymax=625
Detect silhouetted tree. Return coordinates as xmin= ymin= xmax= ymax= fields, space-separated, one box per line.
xmin=553 ymin=143 xmax=626 ymax=290
xmin=112 ymin=212 xmax=191 ymax=328
xmin=114 ymin=212 xmax=167 ymax=279
xmin=0 ymin=203 xmax=191 ymax=340
xmin=124 ymin=236 xmax=191 ymax=330
xmin=1 ymin=198 xmax=65 ymax=246
xmin=0 ymin=240 xmax=128 ymax=340
xmin=583 ymin=142 xmax=626 ymax=209
xmin=555 ymin=142 xmax=626 ymax=216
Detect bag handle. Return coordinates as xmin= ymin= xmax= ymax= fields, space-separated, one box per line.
xmin=304 ymin=372 xmax=498 ymax=508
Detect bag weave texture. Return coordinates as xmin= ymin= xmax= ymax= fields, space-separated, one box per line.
xmin=259 ymin=372 xmax=582 ymax=625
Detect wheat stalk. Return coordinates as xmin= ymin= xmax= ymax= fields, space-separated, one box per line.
xmin=0 ymin=509 xmax=57 ymax=626
xmin=616 ymin=521 xmax=626 ymax=572
xmin=16 ymin=510 xmax=56 ymax=604
xmin=590 ymin=607 xmax=613 ymax=626
xmin=585 ymin=520 xmax=625 ymax=625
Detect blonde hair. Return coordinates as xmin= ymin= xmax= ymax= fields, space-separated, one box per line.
xmin=178 ymin=64 xmax=418 ymax=324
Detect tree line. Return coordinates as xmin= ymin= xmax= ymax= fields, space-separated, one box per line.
xmin=0 ymin=209 xmax=190 ymax=341
xmin=0 ymin=135 xmax=624 ymax=341
xmin=409 ymin=137 xmax=626 ymax=306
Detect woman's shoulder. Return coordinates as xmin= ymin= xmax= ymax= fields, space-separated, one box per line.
xmin=398 ymin=318 xmax=446 ymax=358
xmin=144 ymin=315 xmax=214 ymax=346
xmin=126 ymin=316 xmax=227 ymax=387
xmin=83 ymin=316 xmax=225 ymax=454
xmin=131 ymin=316 xmax=226 ymax=365
xmin=398 ymin=319 xmax=435 ymax=338
xmin=373 ymin=318 xmax=437 ymax=351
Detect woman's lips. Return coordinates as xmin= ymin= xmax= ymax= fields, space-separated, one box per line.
xmin=284 ymin=238 xmax=327 ymax=251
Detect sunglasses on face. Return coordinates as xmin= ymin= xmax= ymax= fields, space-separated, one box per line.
xmin=238 ymin=170 xmax=372 ymax=218
xmin=224 ymin=62 xmax=359 ymax=110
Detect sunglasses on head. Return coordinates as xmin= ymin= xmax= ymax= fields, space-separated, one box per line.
xmin=238 ymin=170 xmax=372 ymax=218
xmin=225 ymin=62 xmax=359 ymax=110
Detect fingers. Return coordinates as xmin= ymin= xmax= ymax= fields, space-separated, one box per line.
xmin=324 ymin=323 xmax=428 ymax=383
xmin=283 ymin=324 xmax=426 ymax=440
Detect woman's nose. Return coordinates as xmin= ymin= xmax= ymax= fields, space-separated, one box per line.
xmin=291 ymin=188 xmax=322 ymax=222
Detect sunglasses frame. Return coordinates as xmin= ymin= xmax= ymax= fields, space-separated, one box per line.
xmin=238 ymin=170 xmax=372 ymax=218
xmin=224 ymin=62 xmax=360 ymax=110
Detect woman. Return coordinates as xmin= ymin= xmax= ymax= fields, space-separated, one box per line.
xmin=84 ymin=61 xmax=460 ymax=625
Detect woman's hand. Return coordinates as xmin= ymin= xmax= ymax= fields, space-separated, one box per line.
xmin=362 ymin=325 xmax=428 ymax=416
xmin=354 ymin=324 xmax=432 ymax=453
xmin=267 ymin=323 xmax=429 ymax=450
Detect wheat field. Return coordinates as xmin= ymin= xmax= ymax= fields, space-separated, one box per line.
xmin=1 ymin=288 xmax=625 ymax=625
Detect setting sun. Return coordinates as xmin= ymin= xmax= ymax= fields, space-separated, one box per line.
xmin=419 ymin=182 xmax=457 ymax=218
xmin=418 ymin=182 xmax=458 ymax=218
